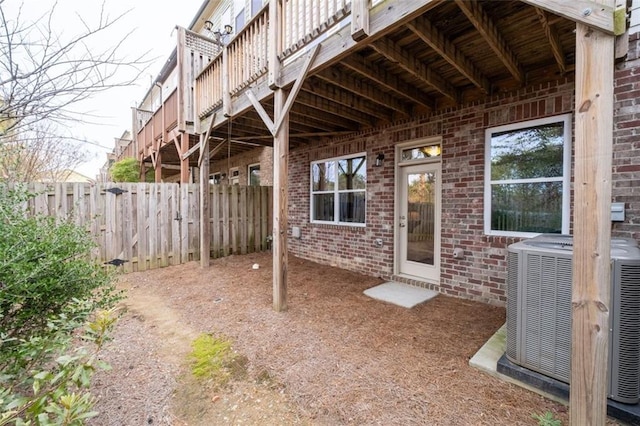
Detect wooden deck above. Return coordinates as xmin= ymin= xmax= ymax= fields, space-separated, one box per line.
xmin=190 ymin=0 xmax=602 ymax=162
xmin=137 ymin=0 xmax=621 ymax=166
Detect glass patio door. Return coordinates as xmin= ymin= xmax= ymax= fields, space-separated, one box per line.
xmin=397 ymin=162 xmax=441 ymax=281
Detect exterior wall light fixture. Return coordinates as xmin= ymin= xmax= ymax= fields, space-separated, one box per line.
xmin=375 ymin=153 xmax=385 ymax=167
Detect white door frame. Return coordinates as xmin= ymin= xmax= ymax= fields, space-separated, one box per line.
xmin=394 ymin=137 xmax=442 ymax=283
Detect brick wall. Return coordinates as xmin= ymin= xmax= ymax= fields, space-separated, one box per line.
xmin=612 ymin=32 xmax=640 ymax=241
xmin=211 ymin=146 xmax=274 ymax=185
xmin=289 ymin=79 xmax=575 ymax=306
xmin=288 ymin=35 xmax=640 ymax=307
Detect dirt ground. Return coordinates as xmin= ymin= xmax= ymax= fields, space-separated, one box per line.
xmin=88 ymin=252 xmax=578 ymax=425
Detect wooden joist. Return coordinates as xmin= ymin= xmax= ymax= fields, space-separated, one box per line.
xmin=305 ymin=79 xmax=393 ymax=121
xmin=406 ymin=16 xmax=491 ymax=94
xmin=296 ymin=90 xmax=377 ymax=126
xmin=371 ymin=38 xmax=459 ymax=102
xmin=535 ymin=8 xmax=567 ymax=74
xmin=455 ymin=0 xmax=524 ymax=82
xmin=521 ymin=0 xmax=616 ymax=34
xmin=570 ymin=3 xmax=615 ymax=422
xmin=339 ymin=55 xmax=434 ymax=110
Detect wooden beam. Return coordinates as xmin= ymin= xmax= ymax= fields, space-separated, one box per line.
xmin=290 ymin=103 xmax=358 ymax=130
xmin=199 ymin=132 xmax=210 ymax=268
xmin=212 ymin=0 xmax=442 ymax=130
xmin=154 ymin=151 xmax=162 ymax=182
xmin=455 ymin=0 xmax=524 ymax=82
xmin=232 ymin=131 xmax=354 ymax=140
xmin=268 ymin=0 xmax=281 ymax=88
xmin=371 ymin=38 xmax=459 ymax=101
xmin=339 ymin=55 xmax=434 ymax=110
xmin=273 ymin=45 xmax=321 ymax=136
xmin=182 ymin=141 xmax=201 ymax=161
xmin=177 ymin=27 xmax=186 ymax=130
xmin=208 ymin=140 xmax=228 ymax=158
xmin=535 ymin=8 xmax=567 ymax=74
xmin=351 ymin=0 xmax=370 ymax=41
xmin=222 ymin=46 xmax=231 ymax=117
xmin=520 ymin=0 xmax=615 ymax=34
xmin=571 ymin=7 xmax=615 ymax=425
xmin=245 ymin=89 xmax=275 ymax=134
xmin=406 ymin=16 xmax=491 ymax=93
xmin=180 ymin=133 xmax=189 ymax=183
xmin=297 ymin=90 xmax=377 ymax=126
xmin=306 ymin=79 xmax=394 ymax=121
xmin=198 ymin=113 xmax=217 ymax=167
xmin=272 ymin=86 xmax=288 ymax=312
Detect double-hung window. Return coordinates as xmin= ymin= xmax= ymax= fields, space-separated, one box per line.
xmin=484 ymin=114 xmax=571 ymax=237
xmin=311 ymin=153 xmax=366 ymax=225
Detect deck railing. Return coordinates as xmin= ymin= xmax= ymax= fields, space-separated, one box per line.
xmin=164 ymin=89 xmax=178 ymax=131
xmin=195 ymin=54 xmax=224 ymax=119
xmin=228 ymin=5 xmax=269 ymax=95
xmin=282 ymin=0 xmax=350 ymax=55
xmin=195 ymin=0 xmax=353 ymax=120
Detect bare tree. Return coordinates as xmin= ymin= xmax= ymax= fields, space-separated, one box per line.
xmin=0 ymin=0 xmax=148 ymax=139
xmin=0 ymin=0 xmax=150 ymax=181
xmin=0 ymin=121 xmax=90 ymax=181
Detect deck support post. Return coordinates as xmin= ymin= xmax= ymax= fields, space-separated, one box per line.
xmin=199 ymin=113 xmax=216 ymax=268
xmin=351 ymin=0 xmax=370 ymax=41
xmin=272 ymin=87 xmax=289 ymax=312
xmin=180 ymin=133 xmax=190 ymax=183
xmin=154 ymin=151 xmax=162 ymax=183
xmin=199 ymin=133 xmax=210 ymax=268
xmin=139 ymin=158 xmax=146 ymax=182
xmin=570 ymin=3 xmax=615 ymax=424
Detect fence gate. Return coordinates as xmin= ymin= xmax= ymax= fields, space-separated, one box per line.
xmin=22 ymin=183 xmax=199 ymax=273
xmin=14 ymin=182 xmax=271 ymax=273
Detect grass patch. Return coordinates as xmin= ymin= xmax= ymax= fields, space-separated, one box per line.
xmin=188 ymin=333 xmax=247 ymax=387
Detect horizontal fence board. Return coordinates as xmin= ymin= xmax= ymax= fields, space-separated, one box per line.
xmin=5 ymin=183 xmax=272 ymax=273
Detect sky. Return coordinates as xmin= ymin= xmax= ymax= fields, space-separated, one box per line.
xmin=5 ymin=0 xmax=205 ymax=178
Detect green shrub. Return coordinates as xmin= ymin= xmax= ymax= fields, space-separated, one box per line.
xmin=109 ymin=157 xmax=140 ymax=182
xmin=0 ymin=187 xmax=122 ymax=423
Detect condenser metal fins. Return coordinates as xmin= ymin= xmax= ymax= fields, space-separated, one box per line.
xmin=506 ymin=234 xmax=640 ymax=404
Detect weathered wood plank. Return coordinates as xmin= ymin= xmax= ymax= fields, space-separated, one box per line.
xmin=231 ymin=185 xmax=239 ymax=254
xmin=148 ymin=185 xmax=158 ymax=269
xmin=240 ymin=186 xmax=248 ymax=254
xmin=273 ymin=87 xmax=289 ymax=312
xmin=212 ymin=185 xmax=221 ymax=258
xmin=570 ymin=12 xmax=615 ymax=425
xmin=200 ymin=131 xmax=211 ymax=266
xmin=351 ymin=0 xmax=370 ymax=40
xmin=222 ymin=185 xmax=230 ymax=256
xmin=181 ymin=184 xmax=190 ymax=264
xmin=121 ymin=186 xmax=134 ymax=273
xmin=171 ymin=183 xmax=181 ymax=265
xmin=520 ymin=0 xmax=615 ymax=34
xmin=137 ymin=183 xmax=148 ymax=271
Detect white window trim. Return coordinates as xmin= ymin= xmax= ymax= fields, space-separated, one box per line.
xmin=310 ymin=152 xmax=367 ymax=227
xmin=483 ymin=113 xmax=572 ymax=238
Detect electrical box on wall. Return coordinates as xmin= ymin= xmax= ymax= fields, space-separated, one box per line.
xmin=611 ymin=202 xmax=625 ymax=222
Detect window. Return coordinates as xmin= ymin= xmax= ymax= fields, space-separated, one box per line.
xmin=248 ymin=163 xmax=260 ymax=186
xmin=251 ymin=0 xmax=263 ymax=16
xmin=210 ymin=172 xmax=222 ymax=184
xmin=234 ymin=0 xmax=245 ymax=31
xmin=311 ymin=153 xmax=366 ymax=225
xmin=229 ymin=167 xmax=240 ymax=185
xmin=484 ymin=114 xmax=571 ymax=237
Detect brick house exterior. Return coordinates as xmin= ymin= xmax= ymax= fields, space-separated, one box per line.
xmin=287 ymin=32 xmax=640 ymax=307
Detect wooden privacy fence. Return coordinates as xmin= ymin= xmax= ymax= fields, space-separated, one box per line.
xmin=8 ymin=183 xmax=273 ymax=273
